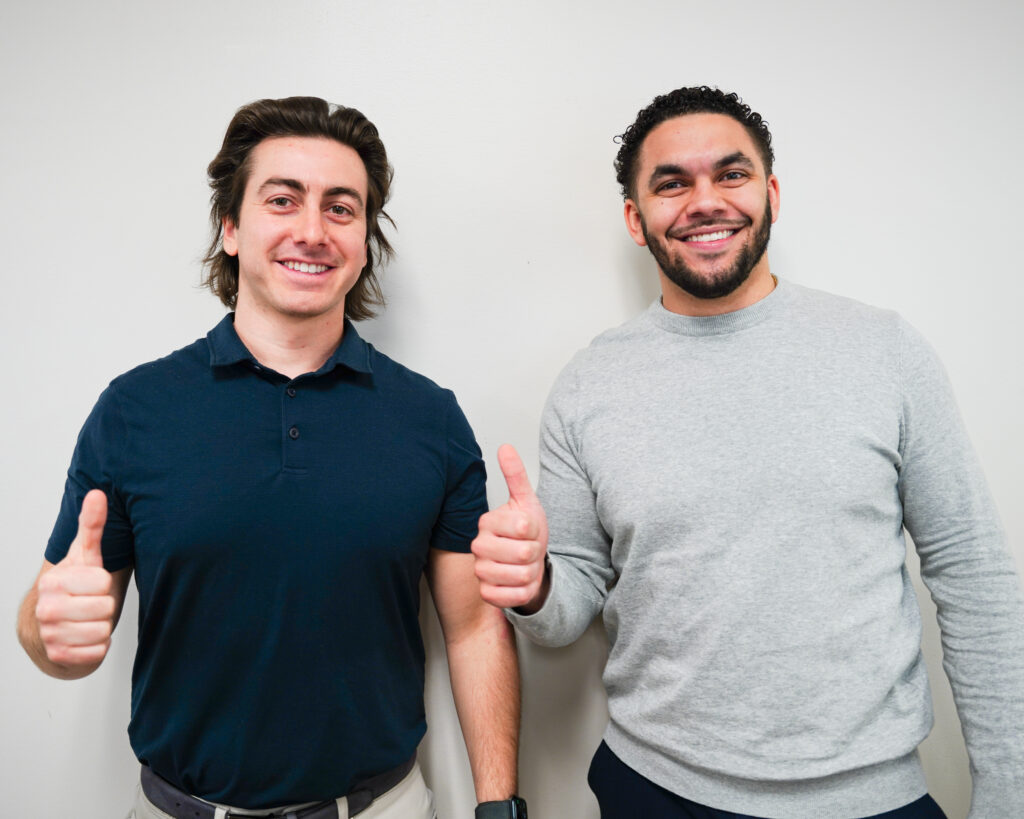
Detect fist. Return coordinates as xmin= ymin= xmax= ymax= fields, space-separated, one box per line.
xmin=472 ymin=445 xmax=549 ymax=610
xmin=35 ymin=489 xmax=116 ymax=668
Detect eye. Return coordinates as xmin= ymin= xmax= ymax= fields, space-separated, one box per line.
xmin=268 ymin=196 xmax=293 ymax=207
xmin=720 ymin=171 xmax=749 ymax=184
xmin=329 ymin=204 xmax=352 ymax=217
xmin=656 ymin=180 xmax=687 ymax=194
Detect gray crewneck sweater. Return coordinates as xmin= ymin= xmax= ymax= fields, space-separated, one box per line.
xmin=509 ymin=280 xmax=1024 ymax=818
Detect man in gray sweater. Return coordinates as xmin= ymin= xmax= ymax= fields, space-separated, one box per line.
xmin=471 ymin=87 xmax=1024 ymax=818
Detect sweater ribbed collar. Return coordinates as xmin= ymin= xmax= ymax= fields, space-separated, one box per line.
xmin=645 ymin=277 xmax=789 ymax=337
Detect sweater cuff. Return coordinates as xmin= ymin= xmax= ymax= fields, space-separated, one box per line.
xmin=504 ymin=555 xmax=601 ymax=647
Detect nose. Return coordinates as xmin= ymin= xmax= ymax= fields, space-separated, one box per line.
xmin=293 ymin=206 xmax=327 ymax=246
xmin=685 ymin=176 xmax=726 ymax=218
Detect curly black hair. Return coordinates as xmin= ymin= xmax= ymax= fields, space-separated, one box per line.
xmin=614 ymin=86 xmax=774 ymax=201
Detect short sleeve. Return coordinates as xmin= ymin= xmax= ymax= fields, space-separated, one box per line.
xmin=429 ymin=391 xmax=488 ymax=552
xmin=45 ymin=384 xmax=135 ymax=572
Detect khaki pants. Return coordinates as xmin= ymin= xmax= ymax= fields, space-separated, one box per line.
xmin=131 ymin=761 xmax=437 ymax=819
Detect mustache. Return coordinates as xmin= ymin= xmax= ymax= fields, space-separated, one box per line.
xmin=666 ymin=218 xmax=750 ymax=240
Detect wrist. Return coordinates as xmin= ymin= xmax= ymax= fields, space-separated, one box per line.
xmin=513 ymin=554 xmax=551 ymax=615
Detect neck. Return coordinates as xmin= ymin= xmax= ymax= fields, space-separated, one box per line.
xmin=233 ymin=303 xmax=345 ymax=379
xmin=660 ymin=263 xmax=776 ymax=317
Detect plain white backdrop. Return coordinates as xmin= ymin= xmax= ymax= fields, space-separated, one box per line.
xmin=2 ymin=2 xmax=1022 ymax=817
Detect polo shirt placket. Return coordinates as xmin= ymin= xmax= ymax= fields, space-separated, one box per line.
xmin=282 ymin=378 xmax=307 ymax=473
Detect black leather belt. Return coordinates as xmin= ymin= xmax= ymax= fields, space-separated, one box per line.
xmin=140 ymin=755 xmax=416 ymax=819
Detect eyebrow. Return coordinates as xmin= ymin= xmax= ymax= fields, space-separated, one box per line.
xmin=714 ymin=151 xmax=756 ymax=172
xmin=257 ymin=177 xmax=365 ymax=208
xmin=646 ymin=151 xmax=758 ymax=188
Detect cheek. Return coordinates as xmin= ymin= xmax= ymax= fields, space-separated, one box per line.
xmin=655 ymin=198 xmax=684 ymax=217
xmin=648 ymin=201 xmax=683 ymax=232
xmin=738 ymin=194 xmax=767 ymax=220
xmin=346 ymin=231 xmax=368 ymax=269
xmin=235 ymin=223 xmax=276 ymax=257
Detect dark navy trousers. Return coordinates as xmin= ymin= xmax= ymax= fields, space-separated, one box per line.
xmin=588 ymin=741 xmax=947 ymax=819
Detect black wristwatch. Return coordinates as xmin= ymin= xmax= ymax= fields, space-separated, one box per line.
xmin=475 ymin=796 xmax=528 ymax=818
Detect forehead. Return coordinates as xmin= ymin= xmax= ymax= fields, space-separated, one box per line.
xmin=638 ymin=113 xmax=764 ymax=175
xmin=245 ymin=136 xmax=368 ymax=198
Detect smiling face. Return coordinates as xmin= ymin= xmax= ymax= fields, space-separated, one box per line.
xmin=222 ymin=136 xmax=369 ymax=328
xmin=624 ymin=113 xmax=780 ymax=315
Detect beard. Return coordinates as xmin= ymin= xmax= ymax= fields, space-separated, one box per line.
xmin=642 ymin=195 xmax=773 ymax=300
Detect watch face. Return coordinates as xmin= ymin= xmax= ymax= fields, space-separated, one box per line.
xmin=512 ymin=796 xmax=527 ymax=819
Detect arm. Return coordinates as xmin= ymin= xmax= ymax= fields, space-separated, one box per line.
xmin=426 ymin=548 xmax=520 ymax=803
xmin=17 ymin=489 xmax=133 ymax=680
xmin=897 ymin=320 xmax=1024 ymax=817
xmin=476 ymin=363 xmax=615 ymax=646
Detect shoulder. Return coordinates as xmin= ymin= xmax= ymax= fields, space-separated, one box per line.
xmin=69 ymin=336 xmax=210 ymax=468
xmin=555 ymin=309 xmax=659 ymax=386
xmin=587 ymin=308 xmax=660 ymax=353
xmin=773 ymin=282 xmax=913 ymax=372
xmin=105 ymin=335 xmax=210 ymax=397
xmin=70 ymin=337 xmax=209 ymax=432
xmin=358 ymin=343 xmax=482 ymax=461
xmin=782 ymin=281 xmax=903 ymax=337
xmin=362 ymin=342 xmax=463 ymax=413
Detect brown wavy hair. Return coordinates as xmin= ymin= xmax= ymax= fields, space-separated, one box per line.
xmin=202 ymin=97 xmax=394 ymax=321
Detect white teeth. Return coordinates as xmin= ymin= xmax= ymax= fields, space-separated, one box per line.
xmin=684 ymin=230 xmax=734 ymax=243
xmin=282 ymin=261 xmax=328 ymax=273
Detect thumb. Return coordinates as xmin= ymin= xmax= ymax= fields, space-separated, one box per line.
xmin=497 ymin=444 xmax=539 ymax=509
xmin=67 ymin=489 xmax=108 ymax=568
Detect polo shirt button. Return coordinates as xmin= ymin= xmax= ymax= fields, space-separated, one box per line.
xmin=288 ymin=426 xmax=300 ymax=439
xmin=286 ymin=387 xmax=297 ymax=398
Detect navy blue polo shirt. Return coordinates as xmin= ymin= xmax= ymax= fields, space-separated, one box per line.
xmin=45 ymin=314 xmax=488 ymax=809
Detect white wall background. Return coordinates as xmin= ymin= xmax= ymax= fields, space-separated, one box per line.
xmin=2 ymin=1 xmax=1022 ymax=817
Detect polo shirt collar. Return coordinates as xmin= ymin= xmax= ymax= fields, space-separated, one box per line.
xmin=206 ymin=313 xmax=374 ymax=376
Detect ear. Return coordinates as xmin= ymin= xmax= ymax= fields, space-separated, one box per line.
xmin=222 ymin=216 xmax=239 ymax=257
xmin=624 ymin=200 xmax=648 ymax=248
xmin=767 ymin=175 xmax=781 ymax=224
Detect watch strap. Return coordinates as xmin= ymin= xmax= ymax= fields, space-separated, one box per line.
xmin=475 ymin=795 xmax=528 ymax=819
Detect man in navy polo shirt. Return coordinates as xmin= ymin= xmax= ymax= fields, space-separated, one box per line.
xmin=17 ymin=97 xmax=524 ymax=819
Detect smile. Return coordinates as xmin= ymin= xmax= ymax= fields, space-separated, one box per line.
xmin=683 ymin=229 xmax=737 ymax=243
xmin=280 ymin=260 xmax=330 ymax=274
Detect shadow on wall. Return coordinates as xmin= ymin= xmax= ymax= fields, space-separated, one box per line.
xmin=906 ymin=537 xmax=971 ymax=819
xmin=419 ymin=579 xmax=610 ymax=819
xmin=519 ymin=621 xmax=610 ymax=817
xmin=617 ymin=237 xmax=663 ymax=318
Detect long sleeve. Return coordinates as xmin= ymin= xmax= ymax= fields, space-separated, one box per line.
xmin=506 ymin=359 xmax=615 ymax=646
xmin=897 ymin=319 xmax=1024 ymax=817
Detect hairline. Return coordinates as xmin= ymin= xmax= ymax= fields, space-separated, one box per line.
xmin=232 ymin=134 xmax=375 ymax=222
xmin=625 ymin=108 xmax=774 ymax=202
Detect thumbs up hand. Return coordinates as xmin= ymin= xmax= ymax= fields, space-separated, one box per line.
xmin=472 ymin=445 xmax=551 ymax=612
xmin=35 ymin=490 xmax=117 ymax=668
